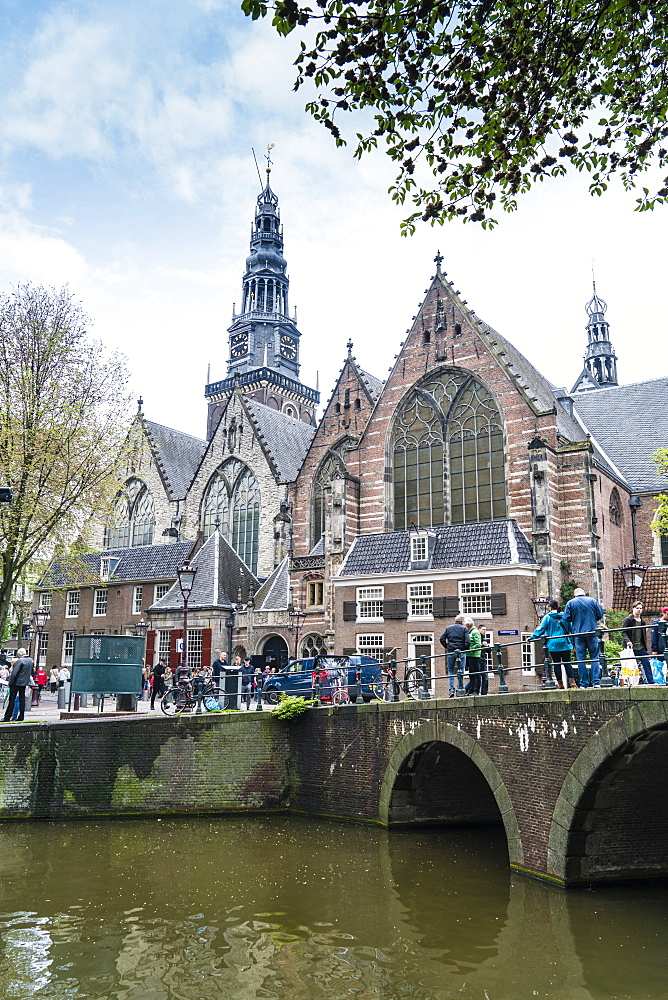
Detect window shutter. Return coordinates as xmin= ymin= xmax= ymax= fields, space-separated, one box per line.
xmin=146 ymin=630 xmax=156 ymax=665
xmin=201 ymin=628 xmax=213 ymax=667
xmin=383 ymin=599 xmax=408 ymax=620
xmin=490 ymin=593 xmax=507 ymax=615
xmin=434 ymin=595 xmax=460 ymax=617
xmin=343 ymin=601 xmax=357 ymax=622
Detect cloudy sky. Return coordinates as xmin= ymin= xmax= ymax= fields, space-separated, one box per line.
xmin=0 ymin=0 xmax=666 ymax=439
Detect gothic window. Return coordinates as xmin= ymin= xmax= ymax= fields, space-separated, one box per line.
xmin=392 ymin=371 xmax=506 ymax=530
xmin=132 ymin=488 xmax=155 ymax=546
xmin=104 ymin=479 xmax=155 ymax=548
xmin=312 ymin=451 xmax=346 ymax=547
xmin=301 ymin=633 xmax=325 ymax=657
xmin=201 ymin=459 xmax=260 ymax=573
xmin=609 ymin=488 xmax=621 ymax=526
xmin=105 ymin=496 xmax=130 ymax=548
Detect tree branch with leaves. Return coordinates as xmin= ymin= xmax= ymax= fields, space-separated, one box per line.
xmin=0 ymin=284 xmax=131 ymax=635
xmin=242 ymin=0 xmax=668 ymax=230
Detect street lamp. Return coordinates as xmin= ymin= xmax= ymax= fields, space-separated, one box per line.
xmin=288 ymin=604 xmax=306 ymax=658
xmin=619 ymin=558 xmax=647 ymax=594
xmin=176 ymin=560 xmax=197 ymax=678
xmin=225 ymin=608 xmax=236 ymax=663
xmin=628 ymin=495 xmax=643 ymax=563
xmin=531 ymin=596 xmax=551 ymax=621
xmin=32 ymin=606 xmax=49 ymax=670
xmin=133 ymin=619 xmax=150 ymax=639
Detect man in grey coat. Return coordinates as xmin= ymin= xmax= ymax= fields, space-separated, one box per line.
xmin=2 ymin=647 xmax=33 ymax=722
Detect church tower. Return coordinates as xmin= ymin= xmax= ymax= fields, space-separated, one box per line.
xmin=205 ymin=154 xmax=319 ymax=438
xmin=572 ymin=282 xmax=619 ymax=392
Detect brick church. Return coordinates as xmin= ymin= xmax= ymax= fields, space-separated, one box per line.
xmin=36 ymin=166 xmax=668 ymax=684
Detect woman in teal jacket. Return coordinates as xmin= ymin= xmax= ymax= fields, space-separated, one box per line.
xmin=531 ymin=599 xmax=576 ymax=689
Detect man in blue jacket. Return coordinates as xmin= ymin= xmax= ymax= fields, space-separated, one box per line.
xmin=563 ymin=589 xmax=605 ymax=688
xmin=650 ymin=608 xmax=668 ymax=659
xmin=439 ymin=615 xmax=470 ymax=697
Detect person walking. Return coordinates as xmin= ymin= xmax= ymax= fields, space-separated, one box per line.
xmin=439 ymin=615 xmax=470 ymax=697
xmin=622 ymin=601 xmax=653 ymax=684
xmin=49 ymin=666 xmax=58 ymax=694
xmin=463 ymin=617 xmax=485 ymax=695
xmin=150 ymin=659 xmax=167 ymax=710
xmin=240 ymin=657 xmax=254 ymax=708
xmin=531 ymin=599 xmax=576 ymax=689
xmin=563 ymin=588 xmax=605 ymax=688
xmin=650 ymin=607 xmax=668 ymax=659
xmin=2 ymin=647 xmax=33 ymax=722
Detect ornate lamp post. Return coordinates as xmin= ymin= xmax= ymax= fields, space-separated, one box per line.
xmin=288 ymin=604 xmax=305 ymax=659
xmin=176 ymin=560 xmax=197 ymax=678
xmin=32 ymin=606 xmax=49 ymax=668
xmin=628 ymin=495 xmax=643 ymax=563
xmin=619 ymin=558 xmax=647 ymax=595
xmin=531 ymin=596 xmax=551 ymax=621
xmin=225 ymin=608 xmax=236 ymax=664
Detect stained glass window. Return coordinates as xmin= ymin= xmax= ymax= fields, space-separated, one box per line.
xmin=392 ymin=371 xmax=506 ymax=528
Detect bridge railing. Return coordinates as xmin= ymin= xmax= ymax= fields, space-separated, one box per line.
xmin=362 ymin=623 xmax=667 ymax=703
xmin=256 ymin=623 xmax=667 ymax=706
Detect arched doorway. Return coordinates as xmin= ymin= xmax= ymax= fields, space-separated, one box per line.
xmin=261 ymin=634 xmax=289 ymax=670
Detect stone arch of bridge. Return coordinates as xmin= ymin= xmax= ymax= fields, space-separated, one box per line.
xmin=548 ymin=702 xmax=668 ymax=885
xmin=378 ymin=720 xmax=524 ymax=867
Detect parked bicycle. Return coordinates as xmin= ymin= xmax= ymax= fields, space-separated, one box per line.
xmin=161 ymin=676 xmax=227 ymax=715
xmin=370 ymin=662 xmax=426 ymax=701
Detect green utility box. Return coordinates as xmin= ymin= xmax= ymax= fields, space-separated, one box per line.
xmin=71 ymin=635 xmax=145 ymax=695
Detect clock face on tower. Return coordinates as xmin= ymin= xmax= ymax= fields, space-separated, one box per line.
xmin=230 ymin=332 xmax=248 ymax=358
xmin=280 ymin=334 xmax=297 ymax=361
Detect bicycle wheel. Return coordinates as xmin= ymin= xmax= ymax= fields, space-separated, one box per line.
xmin=161 ymin=688 xmax=189 ymax=716
xmin=332 ymin=688 xmax=350 ymax=705
xmin=405 ymin=666 xmax=426 ymax=700
xmin=203 ymin=687 xmax=229 ymax=711
xmin=371 ymin=672 xmax=392 ymax=702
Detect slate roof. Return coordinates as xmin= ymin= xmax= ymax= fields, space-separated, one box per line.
xmin=244 ymin=398 xmax=316 ymax=481
xmin=38 ymin=541 xmax=195 ymax=588
xmin=358 ymin=368 xmax=384 ymax=401
xmin=144 ymin=420 xmax=207 ymax=500
xmin=148 ymin=530 xmax=258 ymax=612
xmin=572 ymin=378 xmax=668 ymax=492
xmin=339 ymin=520 xmax=536 ymax=576
xmin=253 ymin=555 xmax=290 ymax=611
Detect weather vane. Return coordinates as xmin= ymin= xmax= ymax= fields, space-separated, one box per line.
xmin=265 ymin=143 xmax=275 ymax=175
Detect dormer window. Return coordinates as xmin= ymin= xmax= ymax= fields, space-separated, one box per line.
xmin=100 ymin=556 xmax=120 ymax=581
xmin=411 ymin=535 xmax=427 ymax=562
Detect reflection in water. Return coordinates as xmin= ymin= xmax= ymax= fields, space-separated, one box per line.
xmin=0 ymin=816 xmax=665 ymax=999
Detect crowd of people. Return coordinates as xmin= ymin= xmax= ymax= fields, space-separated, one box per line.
xmin=143 ymin=652 xmax=275 ymax=710
xmin=439 ymin=592 xmax=668 ymax=693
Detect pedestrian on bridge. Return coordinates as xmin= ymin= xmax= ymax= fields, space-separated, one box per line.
xmin=463 ymin=617 xmax=487 ymax=695
xmin=440 ymin=615 xmax=470 ymax=697
xmin=563 ymin=589 xmax=604 ymax=688
xmin=622 ymin=601 xmax=653 ymax=685
xmin=531 ymin=600 xmax=576 ymax=689
xmin=1 ymin=647 xmax=33 ymax=723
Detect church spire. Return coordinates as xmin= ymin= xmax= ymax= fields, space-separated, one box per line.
xmin=582 ymin=281 xmax=618 ymax=387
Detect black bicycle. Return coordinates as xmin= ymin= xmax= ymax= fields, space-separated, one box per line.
xmin=161 ymin=678 xmax=228 ymax=716
xmin=371 ymin=664 xmax=426 ymax=701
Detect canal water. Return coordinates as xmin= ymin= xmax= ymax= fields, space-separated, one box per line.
xmin=0 ymin=815 xmax=665 ymax=999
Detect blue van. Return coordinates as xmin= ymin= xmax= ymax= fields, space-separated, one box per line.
xmin=261 ymin=654 xmax=383 ymax=704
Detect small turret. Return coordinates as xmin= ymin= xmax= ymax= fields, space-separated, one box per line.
xmin=571 ymin=282 xmax=619 ymax=392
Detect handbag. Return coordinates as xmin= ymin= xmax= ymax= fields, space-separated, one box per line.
xmin=651 ymin=657 xmax=666 ymax=684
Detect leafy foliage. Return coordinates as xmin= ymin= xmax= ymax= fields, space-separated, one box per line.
xmin=242 ymin=0 xmax=668 ymax=229
xmin=559 ymin=559 xmax=580 ymax=604
xmin=273 ymin=694 xmax=315 ymax=719
xmin=0 ymin=285 xmax=131 ymax=636
xmin=652 ymin=448 xmax=668 ymax=537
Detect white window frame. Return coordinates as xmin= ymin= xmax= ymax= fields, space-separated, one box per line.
xmin=407 ymin=582 xmax=433 ymax=619
xmin=37 ymin=631 xmax=48 ymax=667
xmin=132 ymin=586 xmax=143 ymax=616
xmin=481 ymin=628 xmax=495 ymax=678
xmin=100 ymin=557 xmax=111 ymax=581
xmin=155 ymin=583 xmax=170 ymax=603
xmin=39 ymin=592 xmax=51 ymax=612
xmin=408 ymin=633 xmax=434 ymax=694
xmin=65 ymin=591 xmax=80 ymax=618
xmin=521 ymin=632 xmax=536 ymax=675
xmin=157 ymin=629 xmax=171 ymax=663
xmin=458 ymin=579 xmax=492 ymax=619
xmin=356 ymin=633 xmax=385 ymax=660
xmin=62 ymin=631 xmax=76 ymax=665
xmin=187 ymin=629 xmax=203 ymax=670
xmin=93 ymin=588 xmax=108 ymax=616
xmin=410 ymin=535 xmax=428 ymax=562
xmin=356 ymin=586 xmax=384 ymax=622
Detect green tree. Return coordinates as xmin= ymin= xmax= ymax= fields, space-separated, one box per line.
xmin=652 ymin=447 xmax=668 ymax=538
xmin=0 ymin=284 xmax=131 ymax=637
xmin=242 ymin=0 xmax=668 ymax=230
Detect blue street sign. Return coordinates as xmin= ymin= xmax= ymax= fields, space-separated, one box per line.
xmin=497 ymin=629 xmax=519 ymax=636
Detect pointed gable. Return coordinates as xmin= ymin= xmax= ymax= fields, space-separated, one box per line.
xmin=149 ymin=530 xmax=258 ymax=611
xmin=144 ymin=419 xmax=207 ymax=500
xmin=253 ymin=555 xmax=290 ymax=611
xmin=243 ymin=397 xmax=316 ymax=482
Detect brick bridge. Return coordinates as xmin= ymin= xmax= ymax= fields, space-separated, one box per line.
xmin=1 ymin=687 xmax=667 ymax=887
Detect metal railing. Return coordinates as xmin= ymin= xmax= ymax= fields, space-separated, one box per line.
xmin=253 ymin=624 xmax=668 ymax=708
